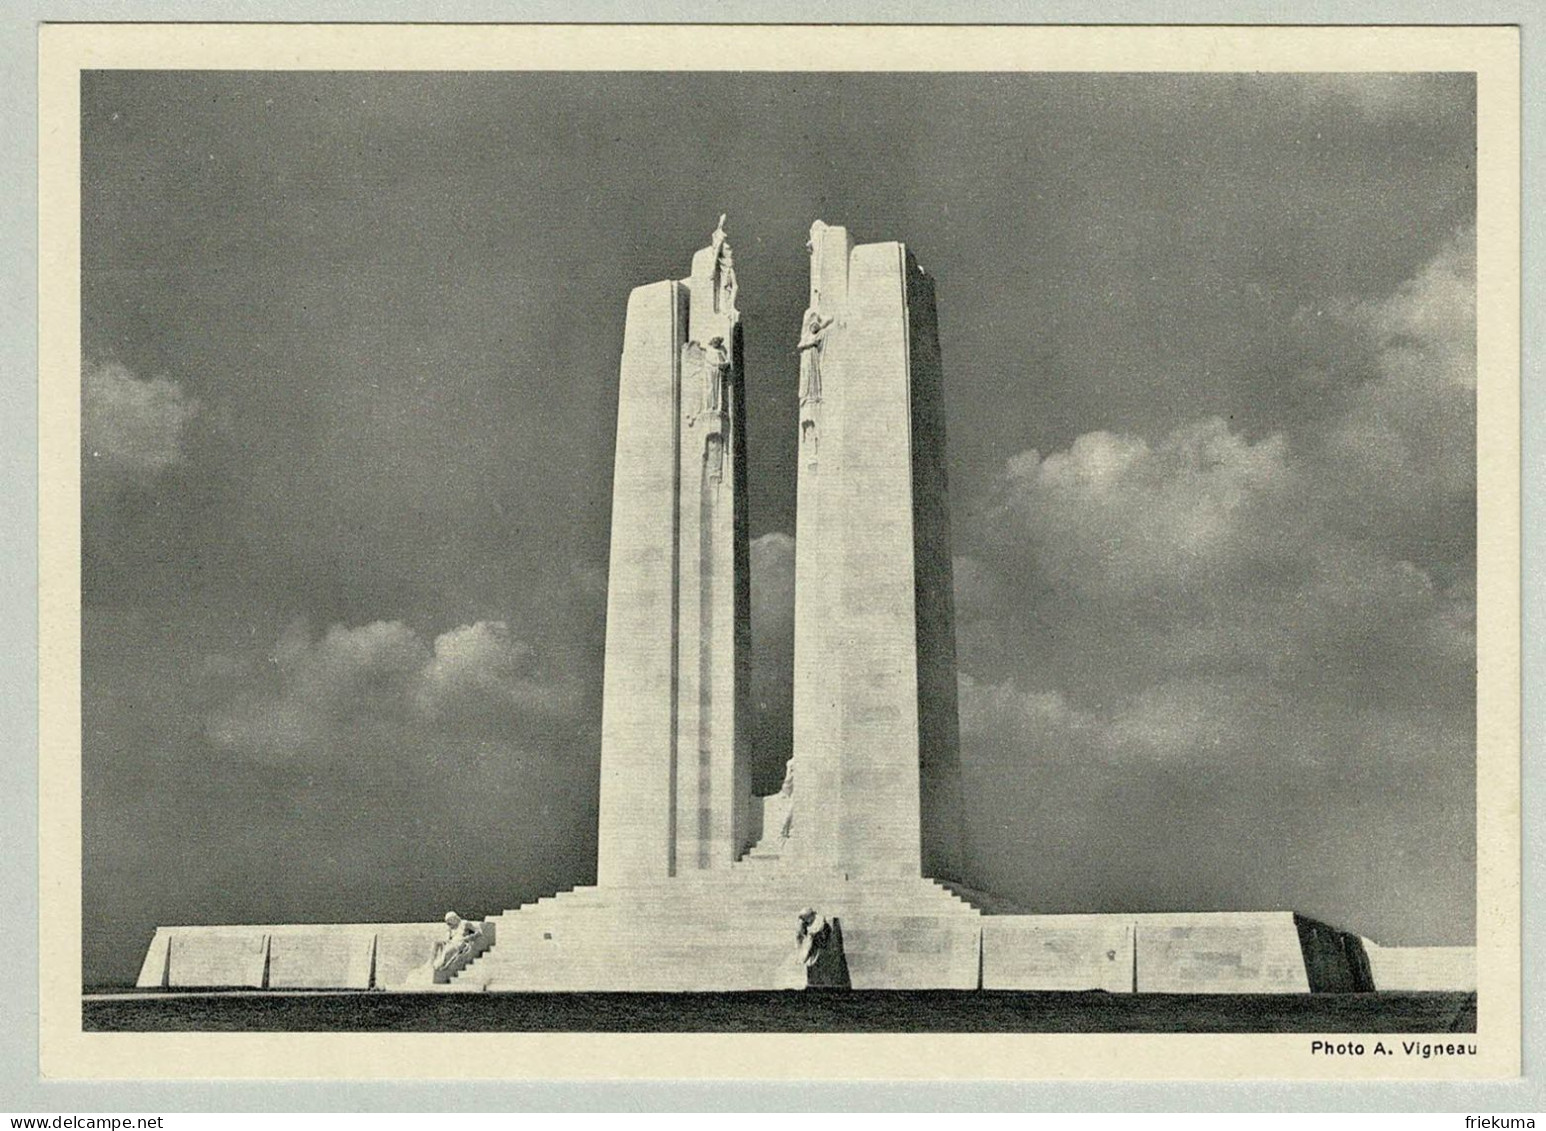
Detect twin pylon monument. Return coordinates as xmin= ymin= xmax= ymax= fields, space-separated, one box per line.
xmin=598 ymin=217 xmax=962 ymax=890
xmin=134 ymin=220 xmax=1473 ymax=996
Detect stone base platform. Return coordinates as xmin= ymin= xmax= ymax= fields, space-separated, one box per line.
xmin=134 ymin=875 xmax=1475 ymax=994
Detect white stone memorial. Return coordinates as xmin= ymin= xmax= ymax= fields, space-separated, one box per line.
xmin=134 ymin=219 xmax=1474 ymax=996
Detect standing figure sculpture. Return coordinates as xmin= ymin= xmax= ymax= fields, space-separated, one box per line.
xmin=711 ymin=213 xmax=738 ymax=314
xmin=702 ymin=336 xmax=729 ymax=415
xmin=796 ymin=308 xmax=835 ymax=450
xmin=805 ymin=219 xmax=828 ymax=309
xmin=777 ymin=758 xmax=795 ymax=842
xmin=698 ymin=335 xmax=730 ymax=484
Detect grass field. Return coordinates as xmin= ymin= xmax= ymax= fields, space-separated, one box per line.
xmin=81 ymin=989 xmax=1477 ymax=1033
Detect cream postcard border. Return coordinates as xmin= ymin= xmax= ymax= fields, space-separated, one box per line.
xmin=37 ymin=22 xmax=1522 ymax=1081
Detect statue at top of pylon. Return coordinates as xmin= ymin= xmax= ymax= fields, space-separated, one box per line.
xmin=711 ymin=214 xmax=738 ymax=315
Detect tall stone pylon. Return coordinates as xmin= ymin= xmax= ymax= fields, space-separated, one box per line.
xmin=596 ymin=218 xmax=753 ymax=884
xmin=787 ymin=221 xmax=964 ymax=882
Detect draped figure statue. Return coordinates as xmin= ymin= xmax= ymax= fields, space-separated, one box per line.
xmin=702 ymin=336 xmax=729 ymax=415
xmin=796 ymin=308 xmax=835 ymax=449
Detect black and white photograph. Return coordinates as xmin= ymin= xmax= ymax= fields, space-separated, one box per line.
xmin=34 ymin=22 xmax=1522 ymax=1081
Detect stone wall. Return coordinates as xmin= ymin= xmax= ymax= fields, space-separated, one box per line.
xmin=979 ymin=912 xmax=1396 ymax=994
xmin=982 ymin=915 xmax=1134 ymax=992
xmin=265 ymin=925 xmax=376 ymax=990
xmin=1362 ymin=941 xmax=1477 ymax=991
xmin=136 ymin=922 xmax=452 ymax=990
xmin=162 ymin=928 xmax=269 ymax=989
xmin=1133 ymin=912 xmax=1312 ymax=993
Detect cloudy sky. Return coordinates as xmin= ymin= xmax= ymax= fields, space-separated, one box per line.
xmin=81 ymin=71 xmax=1476 ymax=985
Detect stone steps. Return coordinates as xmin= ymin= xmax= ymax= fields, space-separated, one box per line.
xmin=492 ymin=892 xmax=976 ymax=923
xmin=497 ymin=878 xmax=981 ymax=909
xmin=453 ymin=875 xmax=983 ymax=991
xmin=930 ymin=880 xmax=977 ymax=912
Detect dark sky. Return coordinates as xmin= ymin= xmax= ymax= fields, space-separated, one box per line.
xmin=81 ymin=71 xmax=1476 ymax=985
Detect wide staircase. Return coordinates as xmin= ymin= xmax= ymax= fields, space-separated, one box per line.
xmin=451 ymin=863 xmax=981 ymax=992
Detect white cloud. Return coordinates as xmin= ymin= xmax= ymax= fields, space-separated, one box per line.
xmin=1326 ymin=228 xmax=1475 ymax=503
xmin=1102 ymin=681 xmax=1247 ymax=765
xmin=958 ymin=674 xmax=1092 ymax=745
xmin=415 ymin=620 xmax=570 ymax=719
xmin=274 ymin=618 xmax=425 ymax=697
xmin=1288 ymin=74 xmax=1465 ymax=121
xmin=82 ymin=359 xmax=200 ymax=486
xmin=988 ymin=416 xmax=1293 ymax=598
xmin=959 ymin=674 xmax=1246 ymax=770
xmin=209 ymin=618 xmax=572 ymax=760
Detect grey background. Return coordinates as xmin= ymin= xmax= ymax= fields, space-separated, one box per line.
xmin=6 ymin=0 xmax=1544 ymax=1114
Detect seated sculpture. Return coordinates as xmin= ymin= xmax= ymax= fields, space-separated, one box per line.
xmin=432 ymin=911 xmax=483 ymax=979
